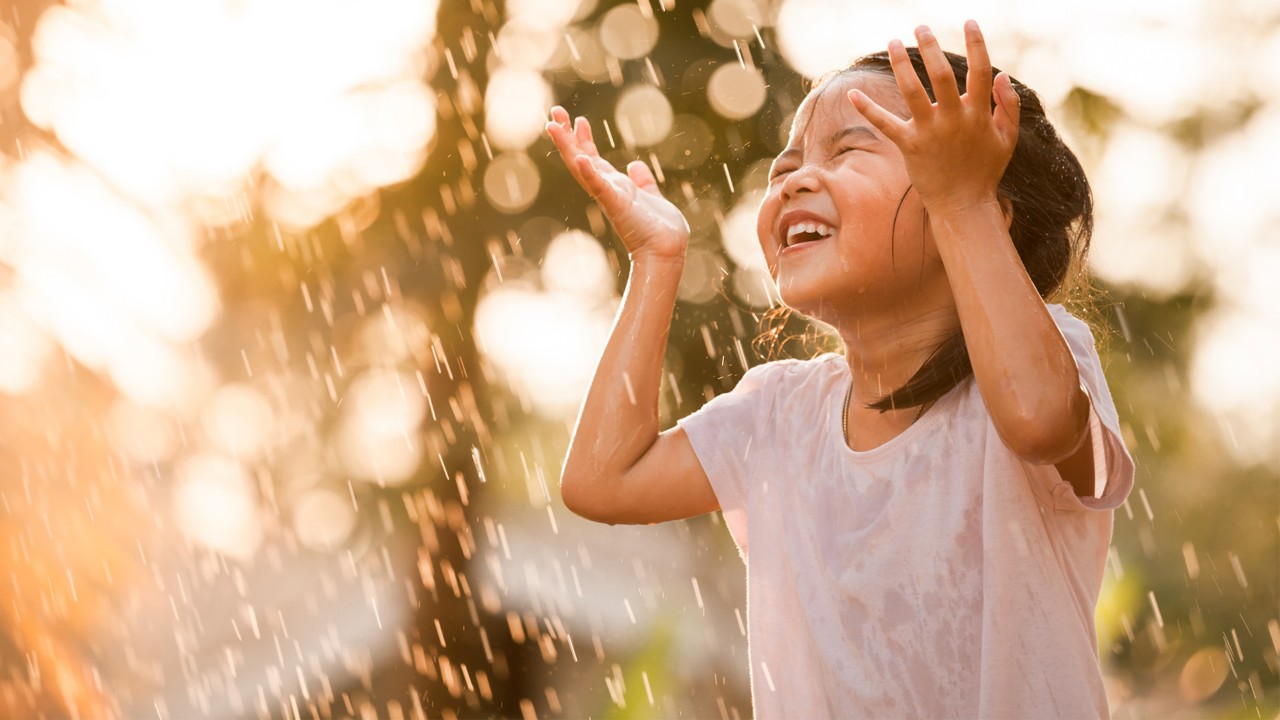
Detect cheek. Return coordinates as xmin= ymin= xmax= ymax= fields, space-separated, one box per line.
xmin=755 ymin=195 xmax=780 ymax=248
xmin=832 ymin=195 xmax=926 ymax=261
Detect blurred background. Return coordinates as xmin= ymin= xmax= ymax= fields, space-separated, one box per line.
xmin=0 ymin=0 xmax=1275 ymax=717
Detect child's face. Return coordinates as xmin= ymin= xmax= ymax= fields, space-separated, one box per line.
xmin=756 ymin=72 xmax=950 ymax=322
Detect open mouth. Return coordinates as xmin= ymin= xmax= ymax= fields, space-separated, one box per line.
xmin=784 ymin=221 xmax=836 ymax=248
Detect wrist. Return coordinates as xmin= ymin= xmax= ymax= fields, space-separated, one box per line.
xmin=924 ymin=194 xmax=1013 ymax=254
xmin=629 ymin=252 xmax=686 ymax=274
xmin=924 ymin=192 xmax=1004 ymax=220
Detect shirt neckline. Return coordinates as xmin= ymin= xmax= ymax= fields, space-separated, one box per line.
xmin=829 ymin=355 xmax=967 ymax=463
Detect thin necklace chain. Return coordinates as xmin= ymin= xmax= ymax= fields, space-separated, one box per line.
xmin=842 ymin=379 xmax=930 ymax=446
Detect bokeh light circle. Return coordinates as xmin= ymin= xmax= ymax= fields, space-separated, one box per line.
xmin=599 ymin=4 xmax=658 ymax=60
xmin=202 ymin=383 xmax=275 ymax=461
xmin=496 ymin=20 xmax=562 ymax=70
xmin=566 ymin=27 xmax=610 ymax=83
xmin=656 ymin=114 xmax=715 ymax=170
xmin=483 ymin=152 xmax=541 ymax=214
xmin=293 ymin=488 xmax=358 ymax=551
xmin=484 ymin=67 xmax=553 ymax=150
xmin=731 ymin=266 xmax=779 ymax=308
xmin=506 ymin=0 xmax=594 ymax=30
xmin=474 ymin=287 xmax=614 ymax=418
xmin=682 ymin=194 xmax=724 ymax=237
xmin=1178 ymin=647 xmax=1230 ymax=704
xmin=173 ymin=453 xmax=263 ymax=560
xmin=707 ymin=0 xmax=766 ymax=41
xmin=542 ymin=229 xmax=615 ymax=301
xmin=775 ymin=0 xmax=914 ymax=78
xmin=677 ymin=248 xmax=726 ymax=305
xmin=336 ymin=369 xmax=426 ymax=486
xmin=708 ymin=64 xmax=767 ymax=120
xmin=615 ymin=84 xmax=673 ymax=147
xmin=720 ymin=189 xmax=768 ymax=270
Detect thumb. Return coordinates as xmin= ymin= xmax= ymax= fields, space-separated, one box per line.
xmin=993 ymin=72 xmax=1021 ymax=138
xmin=627 ymin=160 xmax=661 ymax=195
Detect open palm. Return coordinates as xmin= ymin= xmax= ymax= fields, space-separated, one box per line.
xmin=546 ymin=106 xmax=689 ymax=261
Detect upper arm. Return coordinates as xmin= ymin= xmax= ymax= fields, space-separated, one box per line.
xmin=1053 ymin=425 xmax=1095 ymax=498
xmin=562 ymin=425 xmax=719 ymax=525
xmin=1033 ymin=380 xmax=1136 ymax=511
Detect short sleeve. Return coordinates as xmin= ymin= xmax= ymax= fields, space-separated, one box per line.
xmin=676 ymin=360 xmax=788 ymax=552
xmin=1035 ymin=304 xmax=1137 ymax=512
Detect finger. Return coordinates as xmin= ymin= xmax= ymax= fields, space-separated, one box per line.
xmin=574 ymin=117 xmax=600 ymax=156
xmin=550 ymin=105 xmax=571 ymax=128
xmin=887 ymin=39 xmax=933 ymax=120
xmin=575 ymin=155 xmax=633 ymax=219
xmin=847 ymin=88 xmax=908 ymax=146
xmin=963 ymin=20 xmax=993 ymax=111
xmin=914 ymin=26 xmax=961 ymax=110
xmin=573 ymin=154 xmax=605 ymax=196
xmin=626 ymin=160 xmax=660 ymax=195
xmin=546 ymin=116 xmax=576 ymax=153
xmin=546 ymin=118 xmax=589 ymax=184
xmin=546 ymin=121 xmax=578 ymax=162
xmin=993 ymin=72 xmax=1021 ymax=139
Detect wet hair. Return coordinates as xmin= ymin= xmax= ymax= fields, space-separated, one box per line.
xmin=754 ymin=46 xmax=1095 ymax=414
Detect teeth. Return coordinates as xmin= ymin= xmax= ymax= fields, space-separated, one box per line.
xmin=784 ymin=221 xmax=835 ymax=246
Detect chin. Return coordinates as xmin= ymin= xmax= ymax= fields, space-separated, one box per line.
xmin=777 ymin=282 xmax=840 ymax=324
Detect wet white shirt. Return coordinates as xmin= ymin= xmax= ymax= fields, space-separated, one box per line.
xmin=677 ymin=303 xmax=1136 ymax=719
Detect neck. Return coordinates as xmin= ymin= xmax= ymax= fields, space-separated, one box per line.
xmin=836 ymin=303 xmax=959 ymax=408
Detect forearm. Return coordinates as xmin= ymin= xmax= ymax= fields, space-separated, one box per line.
xmin=929 ymin=201 xmax=1090 ymax=462
xmin=561 ymin=253 xmax=684 ymax=494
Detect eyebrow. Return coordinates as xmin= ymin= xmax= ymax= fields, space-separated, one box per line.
xmin=828 ymin=125 xmax=879 ymax=145
xmin=775 ymin=125 xmax=880 ymax=162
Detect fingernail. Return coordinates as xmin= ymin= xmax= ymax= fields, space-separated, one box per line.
xmin=917 ymin=26 xmax=933 ymax=41
xmin=888 ymin=39 xmax=904 ymax=53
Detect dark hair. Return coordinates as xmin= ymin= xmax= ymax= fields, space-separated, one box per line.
xmin=755 ymin=46 xmax=1095 ymax=414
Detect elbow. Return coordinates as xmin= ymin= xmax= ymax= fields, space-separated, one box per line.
xmin=1009 ymin=425 xmax=1087 ymax=465
xmin=1003 ymin=385 xmax=1091 ymax=464
xmin=559 ymin=473 xmax=622 ymax=525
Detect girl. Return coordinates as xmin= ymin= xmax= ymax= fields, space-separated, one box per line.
xmin=547 ymin=20 xmax=1135 ymax=719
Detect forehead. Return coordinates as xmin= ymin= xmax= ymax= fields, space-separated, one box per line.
xmin=787 ymin=71 xmax=905 ymax=146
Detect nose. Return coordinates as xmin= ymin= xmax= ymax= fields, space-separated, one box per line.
xmin=779 ymin=161 xmax=820 ymax=201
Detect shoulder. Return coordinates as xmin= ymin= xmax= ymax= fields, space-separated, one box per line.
xmin=743 ymin=352 xmax=843 ymax=388
xmin=1045 ymin=303 xmax=1107 ymax=360
xmin=1045 ymin=302 xmax=1096 ymax=341
xmin=724 ymin=353 xmax=841 ymax=406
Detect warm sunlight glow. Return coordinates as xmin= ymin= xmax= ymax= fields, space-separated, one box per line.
xmin=3 ymin=152 xmax=218 ymax=407
xmin=173 ymin=452 xmax=264 ymax=560
xmin=485 ymin=67 xmax=554 ymax=150
xmin=337 ymin=369 xmax=427 ymax=486
xmin=720 ymin=189 xmax=769 ymax=271
xmin=21 ymin=0 xmax=439 ymax=219
xmin=542 ymin=230 xmax=616 ymax=302
xmin=474 ymin=283 xmax=617 ymax=419
xmin=775 ymin=0 xmax=917 ymax=78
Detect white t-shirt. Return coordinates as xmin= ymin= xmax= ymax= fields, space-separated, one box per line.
xmin=676 ymin=303 xmax=1136 ymax=719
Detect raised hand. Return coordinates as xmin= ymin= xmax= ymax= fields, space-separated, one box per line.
xmin=545 ymin=106 xmax=690 ymax=262
xmin=847 ymin=20 xmax=1020 ymax=217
